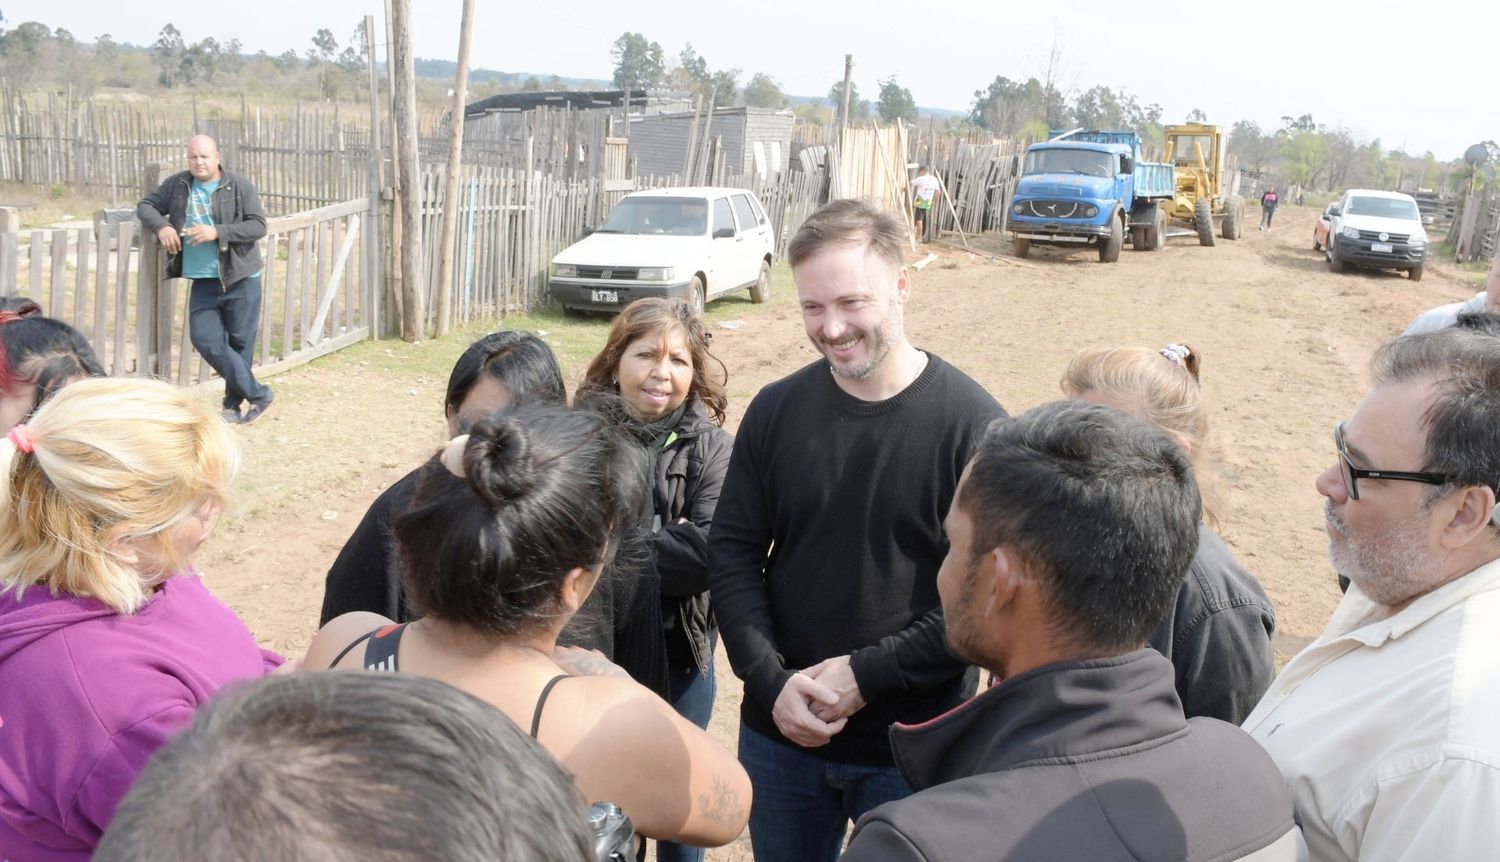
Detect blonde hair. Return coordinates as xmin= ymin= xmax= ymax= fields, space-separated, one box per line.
xmin=0 ymin=377 xmax=240 ymax=613
xmin=1061 ymin=344 xmax=1220 ymax=526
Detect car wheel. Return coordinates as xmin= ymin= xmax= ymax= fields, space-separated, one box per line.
xmin=749 ymin=261 xmax=771 ymax=303
xmin=1013 ymin=237 xmax=1030 ymax=259
xmin=1409 ymin=264 xmax=1424 ymax=282
xmin=687 ymin=276 xmax=705 ymax=315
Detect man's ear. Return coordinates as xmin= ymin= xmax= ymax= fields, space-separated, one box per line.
xmin=984 ymin=546 xmax=1025 ymax=619
xmin=1440 ymin=484 xmax=1499 ymax=549
xmin=894 ymin=265 xmax=913 ymax=304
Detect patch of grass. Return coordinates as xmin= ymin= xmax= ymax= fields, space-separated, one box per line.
xmin=0 ymin=181 xmax=112 ymax=229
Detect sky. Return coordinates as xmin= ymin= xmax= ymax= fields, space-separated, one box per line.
xmin=6 ymin=0 xmax=1492 ymax=160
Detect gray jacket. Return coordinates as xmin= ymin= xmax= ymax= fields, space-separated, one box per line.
xmin=842 ymin=650 xmax=1302 ymax=862
xmin=136 ymin=169 xmax=267 ymax=287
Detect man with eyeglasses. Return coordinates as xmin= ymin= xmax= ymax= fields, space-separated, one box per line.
xmin=1242 ymin=326 xmax=1500 ymax=861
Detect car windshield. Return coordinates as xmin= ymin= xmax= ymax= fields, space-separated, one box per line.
xmin=1346 ymin=196 xmax=1420 ymax=220
xmin=1023 ymin=148 xmax=1113 ymax=178
xmin=596 ymin=197 xmax=708 ymax=236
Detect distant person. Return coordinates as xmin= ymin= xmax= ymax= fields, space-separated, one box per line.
xmin=709 ymin=199 xmax=1005 ymax=861
xmin=306 ymin=405 xmax=751 ymax=848
xmin=1062 ymin=343 xmax=1276 ymax=723
xmin=0 ymin=302 xmax=105 ymax=435
xmin=1404 ymin=253 xmax=1499 ymax=335
xmin=95 ymin=673 xmax=595 ymax=862
xmin=840 ymin=401 xmax=1300 ymax=861
xmin=0 ymin=378 xmax=282 ymax=861
xmin=576 ymin=298 xmax=734 ymax=862
xmin=911 ymin=166 xmax=941 ymax=241
xmin=137 ymin=134 xmax=273 ymax=424
xmin=1243 ymin=327 xmax=1500 ymax=860
xmin=1260 ymin=185 xmax=1279 ymax=231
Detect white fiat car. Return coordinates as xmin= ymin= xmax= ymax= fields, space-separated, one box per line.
xmin=549 ymin=187 xmax=775 ymax=314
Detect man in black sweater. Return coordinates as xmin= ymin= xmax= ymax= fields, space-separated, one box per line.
xmin=708 ymin=199 xmax=1005 ymax=861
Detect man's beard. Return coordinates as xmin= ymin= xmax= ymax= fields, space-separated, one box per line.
xmin=812 ymin=300 xmax=901 ymax=381
xmin=1327 ymin=502 xmax=1437 ymax=607
xmin=945 ymin=557 xmax=999 ymax=672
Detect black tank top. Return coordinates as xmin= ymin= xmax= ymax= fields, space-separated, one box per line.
xmin=329 ymin=623 xmax=571 ymax=738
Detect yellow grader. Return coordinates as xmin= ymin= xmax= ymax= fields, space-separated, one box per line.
xmin=1161 ymin=123 xmax=1245 ymax=246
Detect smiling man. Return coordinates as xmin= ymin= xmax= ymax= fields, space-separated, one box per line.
xmin=1243 ymin=327 xmax=1500 ymax=861
xmin=709 ymin=199 xmax=1005 ymax=861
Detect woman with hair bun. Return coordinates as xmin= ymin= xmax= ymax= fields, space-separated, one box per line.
xmin=0 ymin=377 xmax=281 ymax=861
xmin=1061 ymin=342 xmax=1276 ymax=724
xmin=307 ymin=405 xmax=751 ymax=850
xmin=0 ymin=300 xmax=105 ymax=435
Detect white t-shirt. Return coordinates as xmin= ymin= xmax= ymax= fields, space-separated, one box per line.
xmin=911 ymin=175 xmax=940 ymax=205
xmin=1404 ymin=292 xmax=1488 ymax=335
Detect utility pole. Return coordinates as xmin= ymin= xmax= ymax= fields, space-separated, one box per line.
xmin=391 ymin=0 xmax=423 ymax=341
xmin=838 ymin=54 xmax=853 ymax=138
xmin=434 ymin=0 xmax=475 ymax=337
xmin=833 ymin=54 xmax=853 ymax=198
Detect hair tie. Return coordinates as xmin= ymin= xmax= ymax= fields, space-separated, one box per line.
xmin=440 ymin=434 xmax=471 ymax=478
xmin=7 ymin=424 xmax=34 ymax=454
xmin=0 ymin=310 xmax=23 ymax=326
xmin=1159 ymin=344 xmax=1190 ymax=367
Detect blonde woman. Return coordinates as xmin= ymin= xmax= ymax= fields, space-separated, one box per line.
xmin=0 ymin=378 xmax=280 ymax=861
xmin=1062 ymin=343 xmax=1276 ymax=724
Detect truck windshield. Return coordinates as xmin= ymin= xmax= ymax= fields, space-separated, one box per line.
xmin=596 ymin=198 xmax=708 ymax=236
xmin=1345 ymin=196 xmax=1420 ymax=220
xmin=1023 ymin=149 xmax=1113 ymax=178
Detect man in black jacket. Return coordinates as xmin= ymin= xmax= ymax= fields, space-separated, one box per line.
xmin=137 ymin=135 xmax=272 ymax=424
xmin=842 ymin=401 xmax=1300 ymax=861
xmin=708 ymin=199 xmax=1005 ymax=861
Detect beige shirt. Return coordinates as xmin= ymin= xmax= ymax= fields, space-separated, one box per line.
xmin=1244 ymin=557 xmax=1500 ymax=861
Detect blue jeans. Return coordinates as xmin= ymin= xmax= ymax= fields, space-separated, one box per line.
xmin=189 ymin=276 xmax=270 ymax=411
xmin=737 ymin=723 xmax=911 ymax=862
xmin=656 ymin=662 xmax=718 ymax=862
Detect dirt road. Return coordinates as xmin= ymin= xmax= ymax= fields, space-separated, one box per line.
xmin=196 ymin=205 xmax=1483 ymax=858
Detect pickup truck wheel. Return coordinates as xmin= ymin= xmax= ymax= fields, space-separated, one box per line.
xmin=687 ymin=276 xmax=706 ymax=315
xmin=1408 ymin=264 xmax=1424 ymax=282
xmin=1013 ymin=237 xmax=1031 ymax=259
xmin=1194 ymin=198 xmax=1216 ymax=247
xmin=1099 ymin=215 xmax=1124 ymax=263
xmin=1313 ymin=234 xmax=1322 ymax=252
xmin=749 ymin=261 xmax=772 ymax=303
xmin=1131 ymin=226 xmax=1149 ymax=251
xmin=1222 ymin=196 xmax=1244 ymax=240
xmin=1328 ymin=240 xmax=1347 ymax=273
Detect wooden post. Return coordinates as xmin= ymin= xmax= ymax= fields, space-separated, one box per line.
xmin=433 ymin=0 xmax=475 ymax=337
xmin=391 ymin=0 xmax=424 ymax=341
xmin=838 ymin=54 xmax=853 ymax=138
xmin=364 ymin=14 xmax=386 ymax=339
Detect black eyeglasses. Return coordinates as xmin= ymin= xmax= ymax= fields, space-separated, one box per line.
xmin=1334 ymin=422 xmax=1448 ymax=501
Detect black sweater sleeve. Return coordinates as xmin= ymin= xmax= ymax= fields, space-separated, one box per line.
xmin=319 ymin=469 xmax=420 ymax=625
xmin=708 ymin=399 xmax=792 ymax=710
xmin=656 ymin=428 xmax=734 ymax=598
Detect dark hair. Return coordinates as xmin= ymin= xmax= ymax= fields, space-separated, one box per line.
xmin=1372 ymin=328 xmax=1500 ymax=518
xmin=444 ymin=330 xmax=566 ymax=417
xmin=1454 ymin=310 xmax=1500 ymax=337
xmin=0 ymin=310 xmax=105 ymax=422
xmin=788 ymin=198 xmax=908 ymax=270
xmin=396 ymin=404 xmax=649 ymax=635
xmin=0 ymin=296 xmax=42 ymax=315
xmin=578 ymin=297 xmax=729 ymax=424
xmin=94 ymin=673 xmax=593 ymax=862
xmin=959 ymin=401 xmax=1202 ymax=653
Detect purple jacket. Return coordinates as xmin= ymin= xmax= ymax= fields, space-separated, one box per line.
xmin=0 ymin=574 xmax=281 ymax=861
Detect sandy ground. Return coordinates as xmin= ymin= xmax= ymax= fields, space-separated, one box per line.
xmin=195 ymin=204 xmax=1484 ymax=859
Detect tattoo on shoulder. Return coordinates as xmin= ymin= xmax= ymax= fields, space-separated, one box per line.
xmin=698 ymin=774 xmax=746 ymax=826
xmin=564 ymin=652 xmax=631 ymax=680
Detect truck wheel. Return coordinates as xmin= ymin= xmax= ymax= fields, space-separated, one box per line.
xmin=1131 ymin=227 xmax=1149 ymax=251
xmin=687 ymin=276 xmax=706 ymax=315
xmin=1013 ymin=237 xmax=1030 ymax=259
xmin=1328 ymin=240 xmax=1347 ymax=273
xmin=1409 ymin=264 xmax=1424 ymax=282
xmin=1099 ymin=215 xmax=1124 ymax=263
xmin=1150 ymin=208 xmax=1166 ymax=250
xmin=1194 ymin=198 xmax=1216 ymax=247
xmin=1222 ymin=196 xmax=1244 ymax=240
xmin=749 ymin=261 xmax=772 ymax=303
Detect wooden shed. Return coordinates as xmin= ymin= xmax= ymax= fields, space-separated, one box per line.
xmin=628 ymin=107 xmax=795 ymax=179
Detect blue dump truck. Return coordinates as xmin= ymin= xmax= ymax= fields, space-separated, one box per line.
xmin=1008 ymin=130 xmax=1176 ymax=263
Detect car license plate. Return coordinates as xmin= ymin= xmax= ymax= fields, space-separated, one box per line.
xmin=591 ymin=289 xmax=619 ymax=304
xmin=1372 ymin=242 xmax=1393 ymax=253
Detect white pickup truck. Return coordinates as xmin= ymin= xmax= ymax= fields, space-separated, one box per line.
xmin=1326 ymin=189 xmax=1428 ymax=282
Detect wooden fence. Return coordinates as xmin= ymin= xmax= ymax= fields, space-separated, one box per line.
xmin=0 ymin=196 xmax=378 ymax=385
xmin=1450 ymin=187 xmax=1500 ymax=264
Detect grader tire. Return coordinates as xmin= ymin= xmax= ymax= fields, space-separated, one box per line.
xmin=1222 ymin=196 xmax=1245 ymax=240
xmin=1195 ymin=198 xmax=1216 ymax=247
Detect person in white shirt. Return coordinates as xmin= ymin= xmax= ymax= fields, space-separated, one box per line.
xmin=1243 ymin=326 xmax=1500 ymax=862
xmin=1404 ymin=253 xmax=1498 ymax=335
xmin=910 ymin=166 xmax=941 ymax=242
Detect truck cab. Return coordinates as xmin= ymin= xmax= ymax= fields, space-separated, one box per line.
xmin=1008 ymin=130 xmax=1175 ymax=263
